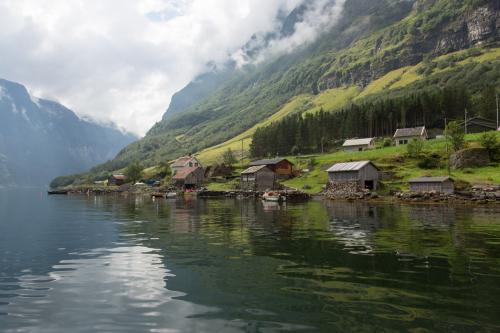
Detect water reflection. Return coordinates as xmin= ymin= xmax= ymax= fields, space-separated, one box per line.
xmin=2 ymin=190 xmax=500 ymax=332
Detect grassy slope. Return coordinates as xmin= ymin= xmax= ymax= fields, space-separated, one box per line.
xmin=196 ymin=46 xmax=499 ymax=165
xmin=282 ymin=132 xmax=500 ymax=194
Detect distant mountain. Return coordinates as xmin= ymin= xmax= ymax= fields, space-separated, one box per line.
xmin=0 ymin=78 xmax=137 ymax=187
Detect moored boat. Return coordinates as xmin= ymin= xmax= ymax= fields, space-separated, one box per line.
xmin=47 ymin=190 xmax=68 ymax=195
xmin=262 ymin=191 xmax=282 ymax=202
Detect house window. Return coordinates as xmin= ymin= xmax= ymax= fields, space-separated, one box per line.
xmin=189 ymin=162 xmax=193 ymax=167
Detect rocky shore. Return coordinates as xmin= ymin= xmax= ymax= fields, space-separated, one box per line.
xmin=395 ymin=185 xmax=500 ymax=204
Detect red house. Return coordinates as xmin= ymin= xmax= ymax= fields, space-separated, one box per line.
xmin=249 ymin=158 xmax=294 ymax=178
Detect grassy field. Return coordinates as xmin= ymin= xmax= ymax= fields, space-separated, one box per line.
xmin=282 ymin=132 xmax=500 ymax=194
xmin=195 ymin=47 xmax=500 ymax=167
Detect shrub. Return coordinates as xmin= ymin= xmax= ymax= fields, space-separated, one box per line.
xmin=446 ymin=121 xmax=465 ymax=151
xmin=382 ymin=138 xmax=393 ymax=147
xmin=417 ymin=153 xmax=441 ymax=169
xmin=125 ymin=162 xmax=143 ymax=184
xmin=221 ymin=148 xmax=238 ymax=168
xmin=480 ymin=132 xmax=500 ymax=160
xmin=407 ymin=139 xmax=424 ymax=158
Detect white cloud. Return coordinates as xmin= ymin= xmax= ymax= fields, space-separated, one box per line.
xmin=0 ymin=0 xmax=343 ymax=136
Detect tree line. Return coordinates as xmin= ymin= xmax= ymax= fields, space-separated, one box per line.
xmin=250 ymin=85 xmax=498 ymax=158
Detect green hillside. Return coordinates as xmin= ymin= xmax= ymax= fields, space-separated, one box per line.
xmin=52 ymin=0 xmax=499 ymax=187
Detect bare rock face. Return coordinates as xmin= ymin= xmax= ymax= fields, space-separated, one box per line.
xmin=467 ymin=6 xmax=497 ymax=44
xmin=450 ymin=148 xmax=490 ymax=170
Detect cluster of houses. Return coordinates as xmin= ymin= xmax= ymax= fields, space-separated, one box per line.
xmin=108 ymin=118 xmax=499 ymax=194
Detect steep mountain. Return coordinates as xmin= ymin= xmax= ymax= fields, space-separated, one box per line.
xmin=59 ymin=0 xmax=499 ymax=184
xmin=0 ymin=78 xmax=136 ymax=187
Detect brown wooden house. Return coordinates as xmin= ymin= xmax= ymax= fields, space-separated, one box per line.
xmin=172 ymin=167 xmax=204 ymax=189
xmin=240 ymin=165 xmax=276 ymax=191
xmin=108 ymin=174 xmax=127 ymax=186
xmin=249 ymin=158 xmax=294 ymax=178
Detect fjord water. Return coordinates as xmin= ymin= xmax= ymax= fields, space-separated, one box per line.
xmin=1 ymin=190 xmax=500 ymax=332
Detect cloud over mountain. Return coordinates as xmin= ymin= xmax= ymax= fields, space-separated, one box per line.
xmin=0 ymin=0 xmax=344 ymax=135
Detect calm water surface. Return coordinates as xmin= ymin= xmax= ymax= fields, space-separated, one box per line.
xmin=1 ymin=189 xmax=500 ymax=332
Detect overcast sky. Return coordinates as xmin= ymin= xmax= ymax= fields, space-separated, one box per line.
xmin=0 ymin=0 xmax=344 ymax=136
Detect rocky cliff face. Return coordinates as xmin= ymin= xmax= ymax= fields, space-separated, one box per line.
xmin=320 ymin=1 xmax=499 ymax=90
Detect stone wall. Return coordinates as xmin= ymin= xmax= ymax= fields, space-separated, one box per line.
xmin=325 ymin=181 xmax=377 ymax=200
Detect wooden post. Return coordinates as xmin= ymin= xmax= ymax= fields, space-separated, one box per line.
xmin=496 ymin=93 xmax=499 ymax=130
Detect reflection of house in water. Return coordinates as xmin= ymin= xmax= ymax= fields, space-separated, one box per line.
xmin=324 ymin=201 xmax=380 ymax=255
xmin=405 ymin=205 xmax=457 ymax=227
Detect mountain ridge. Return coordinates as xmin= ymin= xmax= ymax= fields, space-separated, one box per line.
xmin=0 ymin=78 xmax=137 ymax=187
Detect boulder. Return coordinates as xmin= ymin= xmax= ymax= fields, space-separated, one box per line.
xmin=450 ymin=148 xmax=490 ymax=170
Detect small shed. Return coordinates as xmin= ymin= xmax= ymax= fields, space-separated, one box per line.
xmin=327 ymin=161 xmax=380 ymax=190
xmin=172 ymin=167 xmax=204 ymax=189
xmin=342 ymin=138 xmax=375 ymax=152
xmin=249 ymin=158 xmax=294 ymax=178
xmin=458 ymin=117 xmax=497 ymax=134
xmin=240 ymin=165 xmax=276 ymax=191
xmin=393 ymin=126 xmax=427 ymax=145
xmin=409 ymin=177 xmax=455 ymax=194
xmin=108 ymin=174 xmax=126 ymax=186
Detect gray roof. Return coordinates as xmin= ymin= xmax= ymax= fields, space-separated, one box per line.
xmin=393 ymin=126 xmax=426 ymax=138
xmin=343 ymin=138 xmax=374 ymax=147
xmin=327 ymin=161 xmax=378 ymax=172
xmin=241 ymin=165 xmax=271 ymax=175
xmin=409 ymin=176 xmax=454 ymax=183
xmin=249 ymin=158 xmax=293 ymax=166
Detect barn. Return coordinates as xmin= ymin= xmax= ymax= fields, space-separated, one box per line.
xmin=458 ymin=117 xmax=498 ymax=134
xmin=409 ymin=177 xmax=455 ymax=194
xmin=172 ymin=167 xmax=205 ymax=189
xmin=240 ymin=165 xmax=276 ymax=191
xmin=342 ymin=138 xmax=375 ymax=152
xmin=327 ymin=161 xmax=380 ymax=190
xmin=249 ymin=158 xmax=294 ymax=178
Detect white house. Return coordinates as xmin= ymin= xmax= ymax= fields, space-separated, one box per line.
xmin=171 ymin=155 xmax=203 ymax=176
xmin=342 ymin=138 xmax=375 ymax=152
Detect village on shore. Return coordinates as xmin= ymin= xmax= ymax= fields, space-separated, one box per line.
xmin=52 ymin=117 xmax=500 ymax=205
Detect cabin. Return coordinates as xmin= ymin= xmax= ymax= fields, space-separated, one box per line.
xmin=409 ymin=176 xmax=455 ymax=194
xmin=172 ymin=167 xmax=205 ymax=190
xmin=240 ymin=165 xmax=276 ymax=191
xmin=342 ymin=138 xmax=375 ymax=152
xmin=327 ymin=161 xmax=380 ymax=190
xmin=458 ymin=117 xmax=497 ymax=134
xmin=108 ymin=174 xmax=126 ymax=186
xmin=171 ymin=155 xmax=203 ymax=176
xmin=249 ymin=158 xmax=294 ymax=178
xmin=393 ymin=126 xmax=427 ymax=145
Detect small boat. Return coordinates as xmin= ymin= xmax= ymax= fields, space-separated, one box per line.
xmin=262 ymin=191 xmax=281 ymax=202
xmin=166 ymin=192 xmax=177 ymax=198
xmin=47 ymin=190 xmax=68 ymax=195
xmin=151 ymin=192 xmax=165 ymax=198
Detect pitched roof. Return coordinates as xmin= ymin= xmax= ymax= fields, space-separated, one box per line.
xmin=173 ymin=167 xmax=201 ymax=180
xmin=458 ymin=116 xmax=497 ymax=130
xmin=409 ymin=176 xmax=454 ymax=183
xmin=343 ymin=138 xmax=374 ymax=147
xmin=327 ymin=161 xmax=378 ymax=172
xmin=249 ymin=158 xmax=293 ymax=166
xmin=171 ymin=156 xmax=196 ymax=168
xmin=393 ymin=126 xmax=426 ymax=138
xmin=241 ymin=165 xmax=271 ymax=175
xmin=111 ymin=174 xmax=126 ymax=180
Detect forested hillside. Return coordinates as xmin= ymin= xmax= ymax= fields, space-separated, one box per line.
xmin=54 ymin=0 xmax=499 ymax=186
